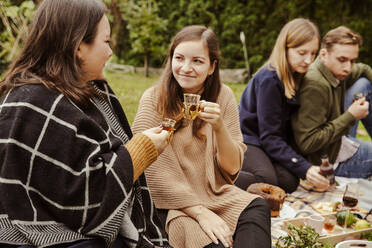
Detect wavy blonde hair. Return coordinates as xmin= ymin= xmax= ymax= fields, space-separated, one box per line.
xmin=268 ymin=18 xmax=319 ymax=99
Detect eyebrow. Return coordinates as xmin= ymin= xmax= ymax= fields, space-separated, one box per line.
xmin=337 ymin=56 xmax=358 ymax=60
xmin=174 ymin=53 xmax=207 ymax=60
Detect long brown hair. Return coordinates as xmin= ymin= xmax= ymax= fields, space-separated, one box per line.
xmin=0 ymin=0 xmax=107 ymax=104
xmin=156 ymin=25 xmax=221 ymax=138
xmin=268 ymin=18 xmax=319 ymax=99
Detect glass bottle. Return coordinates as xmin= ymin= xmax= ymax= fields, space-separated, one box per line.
xmin=318 ymin=154 xmax=335 ymax=185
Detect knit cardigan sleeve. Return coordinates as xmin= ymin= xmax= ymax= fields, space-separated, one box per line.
xmin=0 ymin=84 xmax=153 ymax=245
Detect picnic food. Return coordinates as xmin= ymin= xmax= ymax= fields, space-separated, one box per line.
xmin=275 ymin=224 xmax=324 ymax=248
xmin=355 ymin=220 xmax=371 ymax=230
xmin=336 ymin=210 xmax=357 ymax=227
xmin=247 ymin=183 xmax=286 ymax=217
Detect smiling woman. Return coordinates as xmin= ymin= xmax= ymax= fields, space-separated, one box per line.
xmin=0 ymin=0 xmax=171 ymax=247
xmin=132 ymin=25 xmax=271 ymax=248
xmin=172 ymin=40 xmax=216 ymax=93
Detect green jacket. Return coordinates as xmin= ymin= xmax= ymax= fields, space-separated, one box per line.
xmin=291 ymin=57 xmax=372 ymax=165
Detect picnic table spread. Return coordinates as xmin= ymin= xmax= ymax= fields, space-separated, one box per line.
xmin=270 ymin=177 xmax=372 ymax=247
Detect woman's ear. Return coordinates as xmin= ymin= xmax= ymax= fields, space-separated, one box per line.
xmin=76 ymin=42 xmax=87 ymax=60
xmin=76 ymin=45 xmax=83 ymax=60
xmin=208 ymin=60 xmax=217 ymax=75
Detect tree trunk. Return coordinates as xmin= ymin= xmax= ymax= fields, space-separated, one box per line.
xmin=144 ymin=52 xmax=149 ymax=77
xmin=109 ymin=0 xmax=123 ymax=54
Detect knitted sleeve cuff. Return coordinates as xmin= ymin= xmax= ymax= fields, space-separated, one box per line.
xmin=125 ymin=133 xmax=158 ymax=182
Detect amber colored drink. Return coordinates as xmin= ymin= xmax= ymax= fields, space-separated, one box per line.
xmin=323 ymin=221 xmax=335 ymax=231
xmin=161 ymin=118 xmax=176 ymax=143
xmin=183 ymin=102 xmax=200 ymax=120
xmin=183 ymin=93 xmax=201 ymax=120
xmin=319 ymin=154 xmax=335 ymax=185
xmin=162 ymin=125 xmax=173 ymax=132
xmin=343 ymin=196 xmax=358 ymax=207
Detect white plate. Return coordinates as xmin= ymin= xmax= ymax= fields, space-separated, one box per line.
xmin=335 ymin=240 xmax=372 ymax=248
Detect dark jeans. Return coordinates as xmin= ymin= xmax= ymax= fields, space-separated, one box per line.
xmin=344 ymin=77 xmax=372 ymax=138
xmin=204 ymin=198 xmax=271 ymax=248
xmin=235 ymin=145 xmax=299 ymax=193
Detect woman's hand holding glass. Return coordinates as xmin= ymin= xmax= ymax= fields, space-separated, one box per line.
xmin=198 ymin=100 xmax=223 ymax=131
xmin=142 ymin=127 xmax=169 ymax=154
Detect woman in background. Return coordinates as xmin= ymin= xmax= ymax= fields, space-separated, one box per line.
xmin=0 ymin=0 xmax=170 ymax=247
xmin=236 ymin=18 xmax=330 ymax=193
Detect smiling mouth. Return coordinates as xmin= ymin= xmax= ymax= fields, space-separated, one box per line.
xmin=179 ymin=74 xmax=196 ymax=78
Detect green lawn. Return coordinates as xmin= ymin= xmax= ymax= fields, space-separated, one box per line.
xmin=104 ymin=70 xmax=246 ymax=124
xmin=104 ymin=70 xmax=370 ymax=141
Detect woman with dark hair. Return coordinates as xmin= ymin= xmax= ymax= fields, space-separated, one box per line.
xmin=0 ymin=0 xmax=170 ymax=247
xmin=236 ymin=18 xmax=330 ymax=193
xmin=132 ymin=25 xmax=271 ymax=248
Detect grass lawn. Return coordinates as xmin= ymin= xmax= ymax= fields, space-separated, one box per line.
xmin=104 ymin=70 xmax=370 ymax=141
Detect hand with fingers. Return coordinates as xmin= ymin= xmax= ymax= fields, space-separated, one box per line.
xmin=195 ymin=207 xmax=233 ymax=248
xmin=306 ymin=165 xmax=330 ymax=191
xmin=198 ymin=100 xmax=223 ymax=131
xmin=348 ymin=97 xmax=369 ymax=120
xmin=142 ymin=126 xmax=170 ymax=154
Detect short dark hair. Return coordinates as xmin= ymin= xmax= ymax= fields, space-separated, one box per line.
xmin=1 ymin=0 xmax=107 ymax=104
xmin=321 ymin=26 xmax=362 ymax=51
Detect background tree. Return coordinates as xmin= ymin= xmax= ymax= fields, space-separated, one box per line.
xmin=104 ymin=0 xmax=125 ymax=56
xmin=0 ymin=0 xmax=35 ymax=71
xmin=1 ymin=0 xmax=371 ymax=76
xmin=122 ymin=0 xmax=167 ymax=77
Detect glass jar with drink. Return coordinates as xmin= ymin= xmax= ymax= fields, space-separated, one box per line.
xmin=319 ymin=154 xmax=335 ymax=185
xmin=342 ymin=185 xmax=359 ymax=208
xmin=161 ymin=118 xmax=176 ymax=143
xmin=183 ymin=93 xmax=201 ymax=120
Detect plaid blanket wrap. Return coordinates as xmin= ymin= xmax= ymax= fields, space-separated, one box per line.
xmin=0 ymin=81 xmax=169 ymax=248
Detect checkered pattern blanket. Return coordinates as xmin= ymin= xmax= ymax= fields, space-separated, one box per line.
xmin=0 ymin=81 xmax=169 ymax=247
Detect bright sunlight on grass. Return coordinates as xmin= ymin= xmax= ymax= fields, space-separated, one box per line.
xmin=105 ymin=70 xmax=371 ymax=142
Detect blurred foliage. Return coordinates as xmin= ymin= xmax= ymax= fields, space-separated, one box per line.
xmin=1 ymin=0 xmax=371 ymax=74
xmin=121 ymin=0 xmax=167 ymax=76
xmin=0 ymin=0 xmax=35 ymax=66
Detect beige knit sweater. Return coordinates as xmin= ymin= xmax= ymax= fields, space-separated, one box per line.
xmin=132 ymin=84 xmax=259 ymax=248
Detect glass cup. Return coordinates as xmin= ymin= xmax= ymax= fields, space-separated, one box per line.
xmin=342 ymin=185 xmax=359 ymax=208
xmin=183 ymin=93 xmax=201 ymax=120
xmin=161 ymin=118 xmax=176 ymax=143
xmin=323 ymin=217 xmax=336 ymax=232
